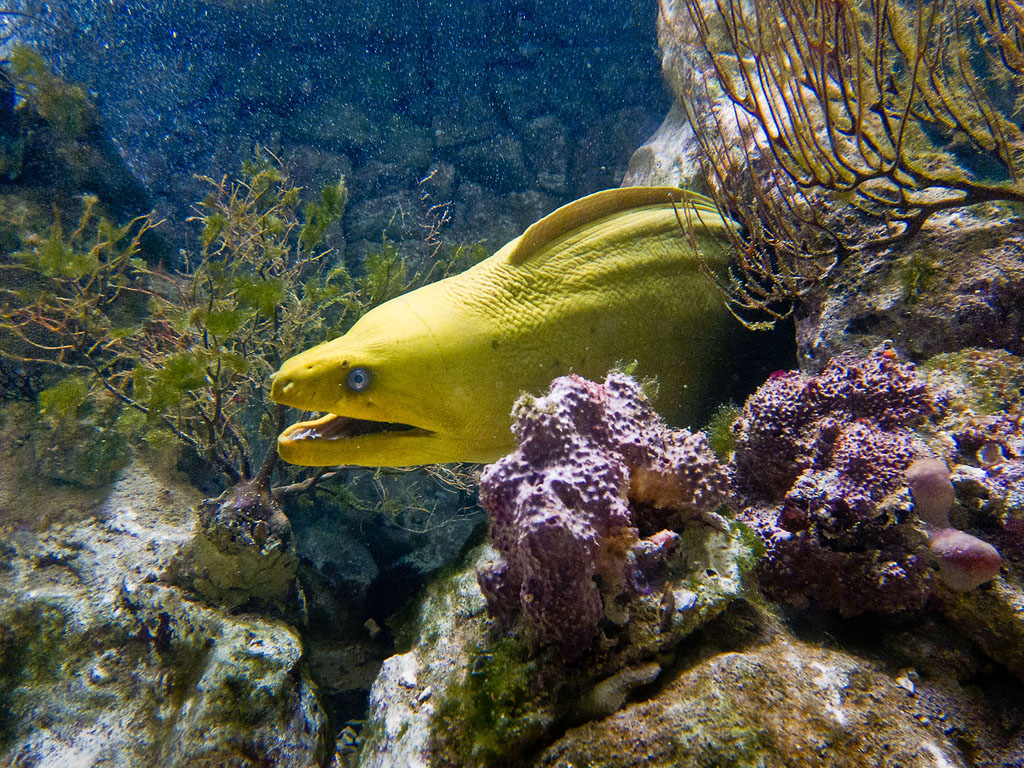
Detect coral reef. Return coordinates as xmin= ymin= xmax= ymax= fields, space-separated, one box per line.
xmin=732 ymin=344 xmax=1018 ymax=617
xmin=355 ymin=355 xmax=1022 ymax=766
xmin=631 ymin=0 xmax=1024 ymax=330
xmin=359 ymin=520 xmax=758 ymax=768
xmin=733 ymin=344 xmax=936 ymax=614
xmin=363 ymin=583 xmax=1024 ymax=768
xmin=358 ymin=374 xmax=757 ymax=765
xmin=671 ymin=0 xmax=1024 ymax=237
xmin=477 ymin=372 xmax=729 ymax=659
xmin=734 ymin=343 xmax=932 ymax=504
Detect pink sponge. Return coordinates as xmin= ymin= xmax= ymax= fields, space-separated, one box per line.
xmin=927 ymin=527 xmax=1003 ymax=591
xmin=909 ymin=456 xmax=954 ymax=528
xmin=905 ymin=458 xmax=1002 ymax=590
xmin=906 ymin=458 xmax=955 ymax=528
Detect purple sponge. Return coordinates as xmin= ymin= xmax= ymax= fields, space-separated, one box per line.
xmin=477 ymin=372 xmax=728 ymax=660
xmin=733 ymin=345 xmax=936 ymax=614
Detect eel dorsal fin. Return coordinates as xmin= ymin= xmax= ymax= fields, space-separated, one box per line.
xmin=507 ymin=186 xmax=727 ymax=266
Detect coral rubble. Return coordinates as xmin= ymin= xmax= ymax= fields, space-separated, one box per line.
xmin=477 ymin=372 xmax=729 ymax=659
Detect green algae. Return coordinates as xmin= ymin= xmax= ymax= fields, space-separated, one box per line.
xmin=923 ymin=348 xmax=1024 ymax=415
xmin=703 ymin=402 xmax=740 ymax=461
xmin=33 ymin=377 xmax=132 ymax=488
xmin=661 ymin=671 xmax=769 ymax=768
xmin=6 ymin=45 xmax=93 ymax=140
xmin=430 ymin=634 xmax=550 ymax=768
xmin=897 ymin=252 xmax=940 ymax=305
xmin=0 ymin=601 xmax=107 ymax=749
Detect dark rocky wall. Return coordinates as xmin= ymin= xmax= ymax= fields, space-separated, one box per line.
xmin=12 ymin=0 xmax=667 ymax=257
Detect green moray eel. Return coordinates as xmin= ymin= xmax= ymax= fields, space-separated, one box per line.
xmin=270 ymin=186 xmax=740 ymax=467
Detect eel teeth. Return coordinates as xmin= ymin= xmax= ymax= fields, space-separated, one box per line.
xmin=290 ymin=414 xmax=418 ymax=441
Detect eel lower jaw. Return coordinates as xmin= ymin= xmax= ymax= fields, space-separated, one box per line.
xmin=279 ymin=412 xmax=434 ymax=445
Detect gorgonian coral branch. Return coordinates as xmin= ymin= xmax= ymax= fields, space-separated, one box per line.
xmin=664 ymin=0 xmax=1024 ymax=320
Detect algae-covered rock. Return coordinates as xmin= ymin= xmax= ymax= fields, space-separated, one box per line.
xmin=935 ymin=571 xmax=1024 ymax=682
xmin=794 ymin=212 xmax=1024 ymax=368
xmin=165 ymin=475 xmax=300 ymax=614
xmin=0 ymin=461 xmax=331 ymax=767
xmin=356 ymin=373 xmax=761 ymax=767
xmin=31 ymin=380 xmax=131 ymax=489
xmin=358 ymin=510 xmax=760 ymax=768
xmin=732 ymin=346 xmax=938 ymax=615
xmin=535 ymin=608 xmax=970 ymax=768
xmin=0 ymin=45 xmax=153 ymax=225
xmin=914 ymin=348 xmax=1024 ymax=674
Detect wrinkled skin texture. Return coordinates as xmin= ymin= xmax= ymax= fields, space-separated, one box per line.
xmin=270 ymin=187 xmax=740 ymax=467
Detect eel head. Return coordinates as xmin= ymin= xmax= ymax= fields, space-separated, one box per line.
xmin=270 ymin=295 xmax=503 ymax=467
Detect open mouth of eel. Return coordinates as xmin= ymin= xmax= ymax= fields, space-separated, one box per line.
xmin=280 ymin=412 xmax=433 ymax=443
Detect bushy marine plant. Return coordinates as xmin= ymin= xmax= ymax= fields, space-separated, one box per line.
xmin=4 ymin=44 xmax=92 ymax=139
xmin=0 ymin=154 xmax=478 ymax=495
xmin=0 ymin=155 xmax=486 ymax=580
xmin=1 ymin=159 xmax=343 ymax=489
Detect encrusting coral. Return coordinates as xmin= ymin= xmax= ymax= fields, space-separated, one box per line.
xmin=477 ymin=371 xmax=729 ymax=660
xmin=733 ymin=343 xmax=932 ymax=511
xmin=923 ymin=350 xmax=1024 ymax=553
xmin=733 ymin=344 xmax=938 ymax=614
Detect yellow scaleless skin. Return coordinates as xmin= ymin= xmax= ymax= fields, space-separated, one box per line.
xmin=271 ymin=186 xmax=739 ymax=467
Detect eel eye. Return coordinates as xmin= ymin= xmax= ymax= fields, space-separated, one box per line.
xmin=346 ymin=367 xmax=372 ymax=392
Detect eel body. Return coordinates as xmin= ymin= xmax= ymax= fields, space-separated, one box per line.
xmin=270 ymin=186 xmax=738 ymax=467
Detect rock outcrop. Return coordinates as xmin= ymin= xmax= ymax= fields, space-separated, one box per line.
xmin=0 ymin=462 xmax=332 ymax=767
